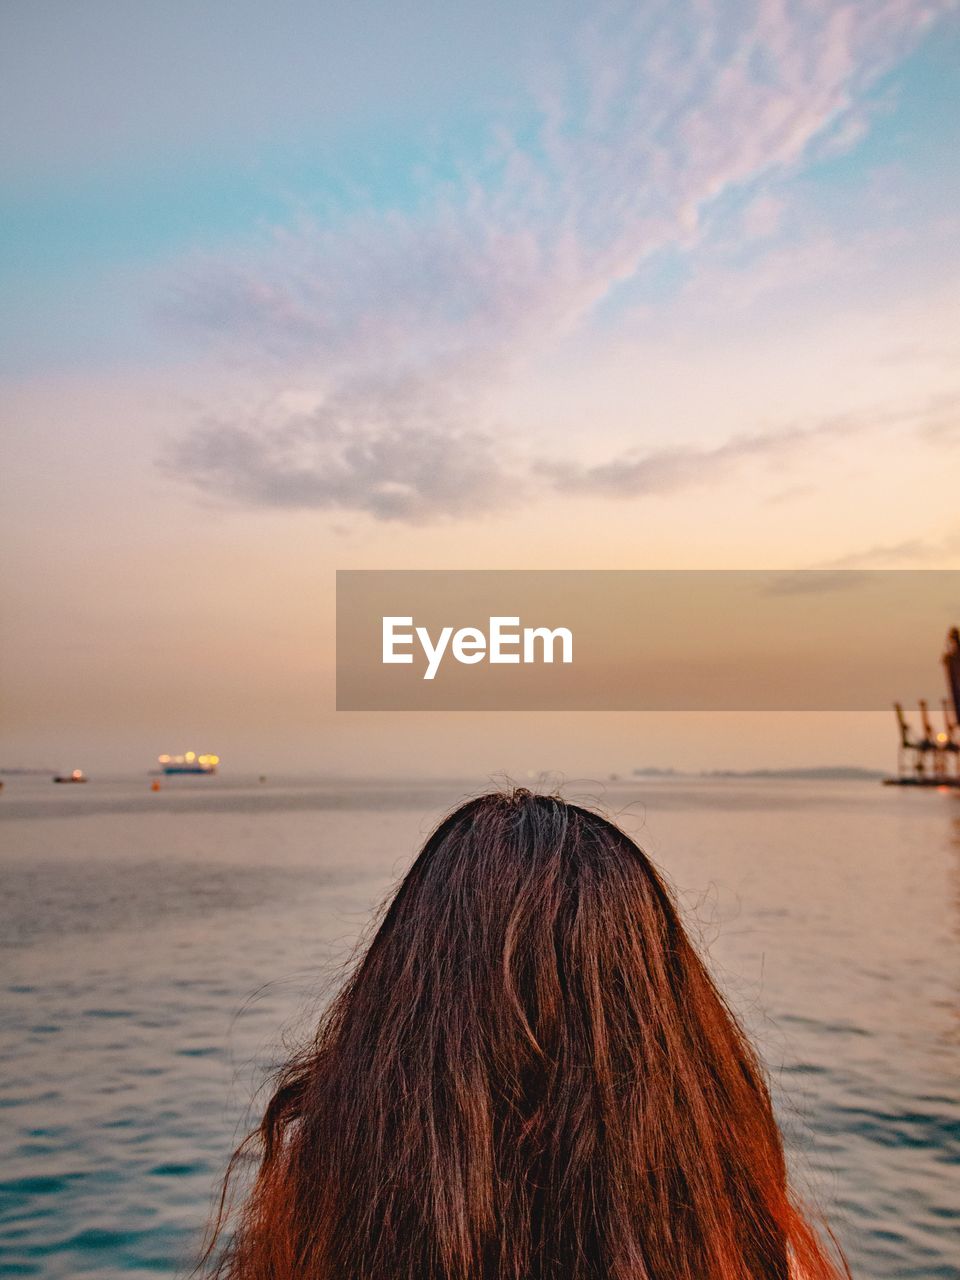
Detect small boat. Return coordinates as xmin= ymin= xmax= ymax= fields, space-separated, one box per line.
xmin=158 ymin=752 xmax=219 ymax=775
xmin=53 ymin=769 xmax=87 ymax=783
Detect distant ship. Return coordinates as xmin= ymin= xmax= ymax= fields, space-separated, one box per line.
xmin=158 ymin=752 xmax=220 ymax=775
xmin=53 ymin=769 xmax=87 ymax=783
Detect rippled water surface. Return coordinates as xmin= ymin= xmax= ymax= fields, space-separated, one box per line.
xmin=0 ymin=775 xmax=957 ymax=1278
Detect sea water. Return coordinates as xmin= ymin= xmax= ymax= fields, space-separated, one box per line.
xmin=0 ymin=775 xmax=957 ymax=1279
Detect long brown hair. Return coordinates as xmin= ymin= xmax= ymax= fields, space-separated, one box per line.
xmin=200 ymin=789 xmax=846 ymax=1279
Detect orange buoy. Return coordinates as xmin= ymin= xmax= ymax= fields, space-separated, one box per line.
xmin=151 ymin=780 xmax=161 ymax=791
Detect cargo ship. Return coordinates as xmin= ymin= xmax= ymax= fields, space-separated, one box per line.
xmin=53 ymin=768 xmax=87 ymax=783
xmin=158 ymin=752 xmax=220 ymax=775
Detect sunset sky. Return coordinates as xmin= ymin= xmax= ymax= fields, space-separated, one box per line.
xmin=2 ymin=0 xmax=959 ymax=775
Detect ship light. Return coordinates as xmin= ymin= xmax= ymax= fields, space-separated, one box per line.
xmin=185 ymin=751 xmax=196 ymax=762
xmin=937 ymin=732 xmax=949 ymax=744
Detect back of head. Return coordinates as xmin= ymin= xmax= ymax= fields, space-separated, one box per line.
xmin=203 ymin=789 xmax=845 ymax=1280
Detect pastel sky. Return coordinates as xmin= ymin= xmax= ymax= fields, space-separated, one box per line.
xmin=2 ymin=0 xmax=959 ymax=775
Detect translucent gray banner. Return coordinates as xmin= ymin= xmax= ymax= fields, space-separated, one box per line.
xmin=336 ymin=570 xmax=960 ymax=711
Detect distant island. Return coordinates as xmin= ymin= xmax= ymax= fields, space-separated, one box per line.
xmin=632 ymin=765 xmax=885 ymax=781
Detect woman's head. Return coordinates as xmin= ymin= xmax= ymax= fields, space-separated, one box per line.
xmin=203 ymin=789 xmax=845 ymax=1279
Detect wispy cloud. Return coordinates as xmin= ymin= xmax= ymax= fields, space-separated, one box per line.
xmin=761 ymin=570 xmax=873 ymax=596
xmin=162 ymin=0 xmax=950 ymax=522
xmin=165 ymin=390 xmax=957 ymax=522
xmin=161 ymin=378 xmax=518 ymax=522
xmin=541 ymin=393 xmax=960 ymax=500
xmin=545 ymin=424 xmax=819 ymax=499
xmin=818 ymin=528 xmax=960 ymax=569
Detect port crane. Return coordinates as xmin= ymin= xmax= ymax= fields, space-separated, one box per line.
xmin=894 ymin=702 xmax=934 ymax=779
xmin=944 ymin=627 xmax=960 ymax=724
xmin=920 ymin=699 xmax=948 ymax=780
xmin=892 ymin=698 xmax=950 ymax=779
xmin=941 ymin=697 xmax=959 ymax=767
xmin=887 ymin=626 xmax=960 ymax=786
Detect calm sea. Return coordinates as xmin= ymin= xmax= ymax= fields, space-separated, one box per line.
xmin=0 ymin=775 xmax=957 ymax=1279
